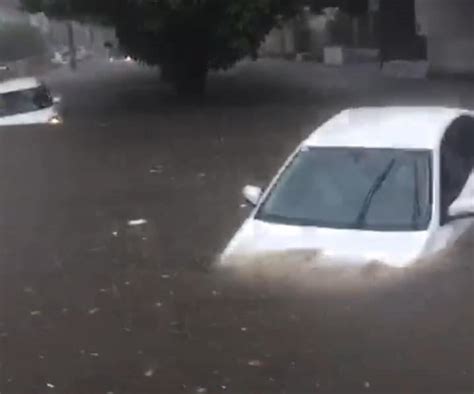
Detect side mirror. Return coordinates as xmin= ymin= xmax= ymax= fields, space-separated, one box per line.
xmin=448 ymin=198 xmax=474 ymax=221
xmin=242 ymin=185 xmax=263 ymax=206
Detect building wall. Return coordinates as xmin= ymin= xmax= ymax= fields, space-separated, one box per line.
xmin=416 ymin=0 xmax=474 ymax=74
xmin=260 ymin=8 xmax=378 ymax=60
xmin=260 ymin=24 xmax=296 ymax=57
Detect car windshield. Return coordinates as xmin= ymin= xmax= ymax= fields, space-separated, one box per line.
xmin=0 ymin=85 xmax=53 ymax=117
xmin=257 ymin=147 xmax=432 ymax=231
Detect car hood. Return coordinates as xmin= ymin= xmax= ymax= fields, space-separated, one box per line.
xmin=0 ymin=106 xmax=57 ymax=126
xmin=222 ymin=219 xmax=430 ymax=268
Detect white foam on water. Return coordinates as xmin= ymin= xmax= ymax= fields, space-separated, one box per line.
xmin=216 ymin=226 xmax=474 ymax=296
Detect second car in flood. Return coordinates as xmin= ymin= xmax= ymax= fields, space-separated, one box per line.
xmin=0 ymin=77 xmax=63 ymax=126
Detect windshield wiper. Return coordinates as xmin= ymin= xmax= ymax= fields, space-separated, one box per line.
xmin=412 ymin=161 xmax=421 ymax=229
xmin=355 ymin=159 xmax=396 ymax=228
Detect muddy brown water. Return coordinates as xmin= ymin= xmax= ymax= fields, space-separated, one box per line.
xmin=0 ymin=62 xmax=472 ymax=393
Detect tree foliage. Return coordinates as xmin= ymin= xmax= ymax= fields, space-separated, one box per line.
xmin=21 ymin=0 xmax=299 ymax=94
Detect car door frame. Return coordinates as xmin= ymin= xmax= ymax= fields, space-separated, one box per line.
xmin=432 ymin=115 xmax=474 ymax=252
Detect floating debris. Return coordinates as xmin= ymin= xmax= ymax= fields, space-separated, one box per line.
xmin=46 ymin=382 xmax=55 ymax=389
xmin=123 ymin=327 xmax=132 ymax=333
xmin=144 ymin=368 xmax=155 ymax=377
xmin=128 ymin=219 xmax=148 ymax=227
xmin=39 ymin=355 xmax=45 ymax=360
xmin=89 ymin=352 xmax=100 ymax=358
xmin=61 ymin=308 xmax=69 ymax=314
xmin=196 ymin=387 xmax=208 ymax=394
xmin=211 ymin=290 xmax=220 ymax=296
xmin=99 ymin=288 xmax=108 ymax=293
xmin=240 ymin=327 xmax=248 ymax=332
xmin=247 ymin=360 xmax=264 ymax=367
xmin=155 ymin=302 xmax=163 ymax=308
xmin=30 ymin=311 xmax=42 ymax=316
xmin=124 ymin=281 xmax=131 ymax=286
xmin=364 ymin=381 xmax=371 ymax=389
xmin=149 ymin=165 xmax=164 ymax=174
xmin=88 ymin=308 xmax=100 ymax=315
xmin=197 ymin=173 xmax=206 ymax=178
xmin=112 ymin=231 xmax=119 ymax=237
xmin=161 ymin=274 xmax=171 ymax=280
xmin=23 ymin=287 xmax=34 ymax=294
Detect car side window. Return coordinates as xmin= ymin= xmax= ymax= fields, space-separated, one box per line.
xmin=440 ymin=116 xmax=474 ymax=223
xmin=33 ymin=85 xmax=53 ymax=109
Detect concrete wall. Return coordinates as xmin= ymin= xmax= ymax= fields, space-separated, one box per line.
xmin=260 ymin=8 xmax=378 ymax=60
xmin=416 ymin=0 xmax=474 ymax=74
xmin=260 ymin=24 xmax=296 ymax=57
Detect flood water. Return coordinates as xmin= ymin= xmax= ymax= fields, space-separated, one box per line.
xmin=0 ymin=61 xmax=472 ymax=393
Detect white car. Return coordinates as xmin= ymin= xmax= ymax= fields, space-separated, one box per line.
xmin=221 ymin=107 xmax=474 ymax=268
xmin=0 ymin=77 xmax=62 ymax=126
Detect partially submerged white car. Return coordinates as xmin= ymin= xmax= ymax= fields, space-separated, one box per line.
xmin=221 ymin=107 xmax=474 ymax=268
xmin=0 ymin=77 xmax=62 ymax=126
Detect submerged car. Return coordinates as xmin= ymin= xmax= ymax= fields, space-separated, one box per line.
xmin=221 ymin=107 xmax=474 ymax=268
xmin=0 ymin=77 xmax=62 ymax=126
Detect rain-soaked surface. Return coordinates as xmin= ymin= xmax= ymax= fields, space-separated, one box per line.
xmin=0 ymin=60 xmax=472 ymax=393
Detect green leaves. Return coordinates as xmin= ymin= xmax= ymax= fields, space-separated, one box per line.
xmin=20 ymin=0 xmax=300 ymax=92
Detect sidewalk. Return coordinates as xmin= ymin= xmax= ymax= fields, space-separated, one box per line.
xmin=225 ymin=59 xmax=474 ymax=109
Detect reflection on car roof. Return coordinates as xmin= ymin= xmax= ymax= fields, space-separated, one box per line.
xmin=0 ymin=77 xmax=41 ymax=95
xmin=304 ymin=107 xmax=472 ymax=150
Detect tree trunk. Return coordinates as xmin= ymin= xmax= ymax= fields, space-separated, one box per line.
xmin=66 ymin=22 xmax=77 ymax=71
xmin=171 ymin=58 xmax=208 ymax=97
xmin=174 ymin=71 xmax=207 ymax=97
xmin=88 ymin=27 xmax=95 ymax=46
xmin=352 ymin=16 xmax=361 ymax=47
xmin=160 ymin=63 xmax=173 ymax=83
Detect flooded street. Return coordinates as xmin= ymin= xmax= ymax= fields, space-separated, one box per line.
xmin=0 ymin=61 xmax=472 ymax=393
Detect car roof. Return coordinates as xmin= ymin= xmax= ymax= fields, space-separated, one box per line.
xmin=304 ymin=107 xmax=473 ymax=150
xmin=0 ymin=77 xmax=41 ymax=94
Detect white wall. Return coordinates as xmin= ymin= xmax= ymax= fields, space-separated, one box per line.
xmin=260 ymin=24 xmax=295 ymax=57
xmin=416 ymin=0 xmax=474 ymax=74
